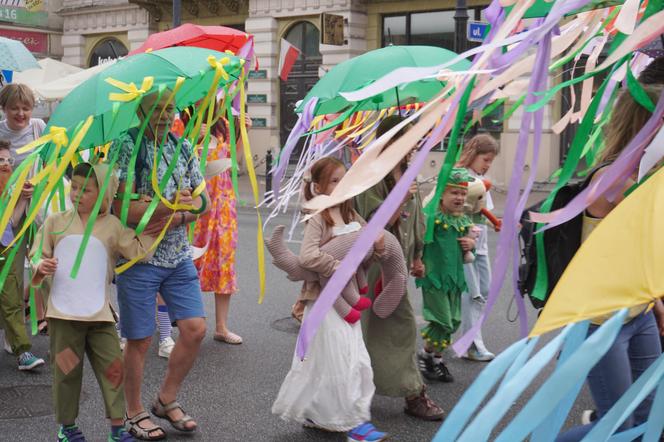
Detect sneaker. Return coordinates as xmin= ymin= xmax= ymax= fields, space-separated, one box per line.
xmin=108 ymin=428 xmax=135 ymax=442
xmin=417 ymin=351 xmax=436 ymax=380
xmin=17 ymin=352 xmax=45 ymax=371
xmin=404 ymin=386 xmax=445 ymax=421
xmin=119 ymin=337 xmax=127 ymax=352
xmin=432 ymin=359 xmax=454 ymax=383
xmin=57 ymin=424 xmax=87 ymax=442
xmin=3 ymin=335 xmax=12 ymax=354
xmin=464 ymin=348 xmax=495 ymax=362
xmin=581 ymin=409 xmax=597 ymax=425
xmin=347 ymin=422 xmax=388 ymax=442
xmin=158 ymin=337 xmax=175 ymax=359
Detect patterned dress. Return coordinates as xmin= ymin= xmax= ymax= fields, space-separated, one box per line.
xmin=193 ymin=134 xmax=238 ymax=294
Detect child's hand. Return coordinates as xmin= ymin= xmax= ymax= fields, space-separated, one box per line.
xmin=457 ymin=237 xmax=475 ymax=252
xmin=403 ymin=182 xmax=418 ymax=203
xmin=410 ymin=258 xmax=425 ymax=278
xmin=374 ymin=232 xmax=385 ymax=254
xmin=20 ymin=183 xmax=34 ymax=199
xmin=38 ymin=257 xmax=58 ymax=276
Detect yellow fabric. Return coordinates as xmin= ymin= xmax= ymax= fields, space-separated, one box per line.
xmin=530 ymin=167 xmax=664 ymax=336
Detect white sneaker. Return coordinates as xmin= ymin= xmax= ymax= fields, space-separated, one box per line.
xmin=3 ymin=335 xmax=12 ymax=355
xmin=158 ymin=337 xmax=175 ymax=359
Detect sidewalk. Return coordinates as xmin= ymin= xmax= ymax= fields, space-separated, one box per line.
xmin=234 ymin=171 xmax=550 ymax=217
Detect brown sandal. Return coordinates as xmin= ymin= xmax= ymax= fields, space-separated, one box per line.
xmin=151 ymin=396 xmax=197 ymax=433
xmin=125 ymin=411 xmax=166 ymax=440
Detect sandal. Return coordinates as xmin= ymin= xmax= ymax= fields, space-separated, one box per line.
xmin=213 ymin=332 xmax=243 ymax=345
xmin=151 ymin=396 xmax=197 ymax=433
xmin=125 ymin=411 xmax=166 ymax=441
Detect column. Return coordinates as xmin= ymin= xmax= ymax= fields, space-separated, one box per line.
xmin=61 ymin=34 xmax=86 ymax=67
xmin=245 ymin=15 xmax=280 ymax=172
xmin=319 ymin=9 xmax=367 ymax=77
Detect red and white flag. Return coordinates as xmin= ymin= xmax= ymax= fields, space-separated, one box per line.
xmin=278 ymin=39 xmax=301 ymax=81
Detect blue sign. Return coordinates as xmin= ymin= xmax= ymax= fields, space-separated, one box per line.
xmin=467 ymin=21 xmax=490 ymax=42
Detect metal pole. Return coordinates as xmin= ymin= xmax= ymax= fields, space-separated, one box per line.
xmin=173 ymin=0 xmax=182 ymax=28
xmin=454 ymin=0 xmax=469 ymax=54
xmin=265 ymin=149 xmax=273 ymax=196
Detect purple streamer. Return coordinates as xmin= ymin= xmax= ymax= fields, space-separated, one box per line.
xmin=271 ymin=97 xmax=317 ymax=199
xmin=491 ymin=0 xmax=592 ymax=73
xmin=295 ymin=87 xmax=468 ymax=359
xmin=532 ymin=91 xmax=664 ymax=231
xmin=453 ymin=27 xmax=553 ymax=355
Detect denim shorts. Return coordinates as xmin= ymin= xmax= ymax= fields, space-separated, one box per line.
xmin=116 ymin=260 xmax=205 ymax=339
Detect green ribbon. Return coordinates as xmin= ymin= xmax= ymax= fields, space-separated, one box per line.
xmin=225 ymin=93 xmax=241 ymax=202
xmin=626 ymin=66 xmax=656 ymax=112
xmin=424 ymin=76 xmax=476 ymax=243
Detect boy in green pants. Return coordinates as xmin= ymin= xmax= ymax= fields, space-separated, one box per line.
xmin=31 ymin=162 xmax=154 ymax=442
xmin=0 ymin=140 xmax=45 ymax=371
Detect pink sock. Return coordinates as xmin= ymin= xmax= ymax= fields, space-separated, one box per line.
xmin=354 ymin=296 xmax=372 ymax=311
xmin=343 ymin=309 xmax=361 ymax=324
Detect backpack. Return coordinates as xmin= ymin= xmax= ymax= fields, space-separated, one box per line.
xmin=517 ymin=165 xmax=607 ymax=309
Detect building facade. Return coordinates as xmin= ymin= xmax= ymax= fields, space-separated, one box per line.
xmin=58 ymin=0 xmax=562 ymax=186
xmin=0 ymin=0 xmax=64 ymax=59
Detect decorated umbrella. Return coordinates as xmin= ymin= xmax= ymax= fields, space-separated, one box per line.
xmin=128 ymin=23 xmax=252 ymax=56
xmin=0 ymin=36 xmax=40 ymax=72
xmin=296 ymin=45 xmax=472 ymax=116
xmin=45 ymin=46 xmax=244 ymax=150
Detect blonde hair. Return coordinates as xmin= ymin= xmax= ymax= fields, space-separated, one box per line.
xmin=303 ymin=157 xmax=353 ymax=226
xmin=599 ymin=85 xmax=663 ymax=164
xmin=456 ymin=134 xmax=499 ymax=168
xmin=0 ymin=83 xmax=35 ymax=109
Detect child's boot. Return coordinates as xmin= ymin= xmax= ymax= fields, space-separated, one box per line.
xmin=109 ymin=426 xmax=135 ymax=442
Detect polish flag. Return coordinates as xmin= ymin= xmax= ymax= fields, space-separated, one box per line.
xmin=279 ymin=39 xmax=301 ymax=81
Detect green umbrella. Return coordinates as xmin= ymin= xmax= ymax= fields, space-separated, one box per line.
xmin=47 ymin=46 xmax=244 ymax=149
xmin=296 ymin=45 xmax=471 ymax=116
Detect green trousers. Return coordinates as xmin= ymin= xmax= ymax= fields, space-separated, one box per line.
xmin=362 ymin=264 xmax=424 ymax=398
xmin=0 ymin=241 xmax=31 ymax=355
xmin=421 ymin=286 xmax=462 ymax=351
xmin=50 ymin=319 xmax=125 ymax=424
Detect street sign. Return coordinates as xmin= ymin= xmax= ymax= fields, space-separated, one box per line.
xmin=467 ymin=21 xmax=490 ymax=43
xmin=321 ymin=13 xmax=344 ymax=46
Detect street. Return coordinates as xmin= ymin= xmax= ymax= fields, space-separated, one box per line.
xmin=0 ymin=207 xmax=593 ymax=442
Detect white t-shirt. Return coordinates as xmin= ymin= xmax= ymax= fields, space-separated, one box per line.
xmin=0 ymin=118 xmax=46 ymax=166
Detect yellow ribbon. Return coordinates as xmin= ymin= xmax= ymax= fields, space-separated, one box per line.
xmin=16 ymin=125 xmax=68 ymax=155
xmin=3 ymin=116 xmax=94 ymax=252
xmin=238 ymin=68 xmax=266 ymax=302
xmin=106 ymin=76 xmax=155 ymax=102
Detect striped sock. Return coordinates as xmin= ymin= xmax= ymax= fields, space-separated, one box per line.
xmin=157 ymin=305 xmax=172 ymax=343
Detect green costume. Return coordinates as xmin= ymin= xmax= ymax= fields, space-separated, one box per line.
xmin=356 ymin=178 xmax=425 ymax=398
xmin=416 ymin=211 xmax=473 ymax=351
xmin=0 ymin=234 xmax=31 ymax=355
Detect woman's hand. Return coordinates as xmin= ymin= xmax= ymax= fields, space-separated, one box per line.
xmin=457 ymin=237 xmax=475 ymax=252
xmin=654 ymin=300 xmax=664 ymax=336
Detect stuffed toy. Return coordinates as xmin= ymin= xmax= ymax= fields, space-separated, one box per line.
xmin=266 ymin=225 xmax=407 ymax=323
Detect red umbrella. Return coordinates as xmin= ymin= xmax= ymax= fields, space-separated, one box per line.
xmin=129 ymin=23 xmax=252 ymax=56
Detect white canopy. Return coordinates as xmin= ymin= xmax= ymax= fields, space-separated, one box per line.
xmin=13 ymin=58 xmax=82 ymax=95
xmin=32 ymin=60 xmax=116 ymax=101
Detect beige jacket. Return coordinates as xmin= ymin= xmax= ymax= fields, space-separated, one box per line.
xmin=298 ymin=210 xmax=367 ymax=302
xmin=31 ymin=163 xmax=154 ymax=323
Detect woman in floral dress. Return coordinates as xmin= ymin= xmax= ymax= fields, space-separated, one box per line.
xmin=190 ymin=113 xmax=244 ymax=344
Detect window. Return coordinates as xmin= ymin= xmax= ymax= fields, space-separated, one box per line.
xmin=382 ymin=8 xmax=488 ymax=50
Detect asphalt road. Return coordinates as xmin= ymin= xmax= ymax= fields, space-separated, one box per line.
xmin=0 ymin=207 xmax=592 ymax=442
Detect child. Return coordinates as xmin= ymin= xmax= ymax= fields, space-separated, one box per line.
xmin=455 ymin=134 xmax=499 ymax=361
xmin=31 ymin=162 xmax=153 ymax=442
xmin=0 ymin=140 xmax=45 ymax=371
xmin=416 ymin=168 xmax=476 ymax=382
xmin=272 ymin=157 xmax=388 ymax=442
